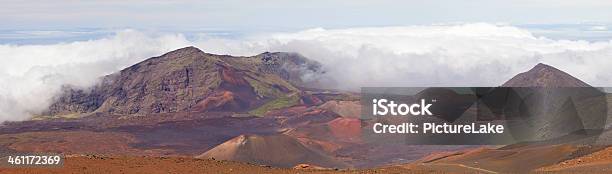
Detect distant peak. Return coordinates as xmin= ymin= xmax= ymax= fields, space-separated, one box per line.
xmin=528 ymin=63 xmax=571 ymax=76
xmin=534 ymin=62 xmax=548 ymax=68
xmin=154 ymin=46 xmax=206 ymax=60
xmin=259 ymin=51 xmax=296 ymax=56
xmin=172 ymin=46 xmax=204 ymax=54
xmin=502 ymin=63 xmax=591 ymax=87
xmin=532 ymin=63 xmax=555 ymax=70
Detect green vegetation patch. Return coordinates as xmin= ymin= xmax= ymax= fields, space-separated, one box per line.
xmin=246 ymin=77 xmax=285 ymax=98
xmin=248 ymin=94 xmax=300 ymax=117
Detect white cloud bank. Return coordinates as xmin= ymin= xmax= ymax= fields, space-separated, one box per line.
xmin=2 ymin=23 xmax=612 ymax=121
xmin=0 ymin=30 xmax=191 ymax=121
xmin=196 ymin=23 xmax=612 ymax=89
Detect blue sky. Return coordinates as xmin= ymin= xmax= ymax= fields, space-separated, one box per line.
xmin=4 ymin=0 xmax=612 ymax=29
xmin=2 ymin=0 xmax=612 ymax=43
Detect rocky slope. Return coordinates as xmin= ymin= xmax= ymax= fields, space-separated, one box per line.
xmin=17 ymin=57 xmax=610 ymax=172
xmin=45 ymin=46 xmax=323 ymax=116
xmin=502 ymin=63 xmax=590 ymax=87
xmin=501 ymin=63 xmax=605 ymax=141
xmin=404 ymin=63 xmax=611 ymax=173
xmin=196 ymin=134 xmax=348 ymax=168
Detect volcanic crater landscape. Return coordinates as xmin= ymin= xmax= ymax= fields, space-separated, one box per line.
xmin=1 ymin=46 xmax=612 ymax=173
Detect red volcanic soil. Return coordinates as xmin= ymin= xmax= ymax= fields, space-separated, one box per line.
xmin=0 ymin=112 xmax=282 ymax=157
xmin=414 ymin=144 xmax=611 ymax=173
xmin=294 ymin=137 xmax=345 ymax=154
xmin=209 ymin=63 xmax=260 ymax=111
xmin=327 ymin=118 xmax=362 ymax=141
xmin=197 ymin=134 xmax=349 ymax=168
xmin=0 ymin=156 xmax=338 ymax=174
xmin=318 ymin=101 xmax=361 ymax=118
xmin=538 ymin=146 xmax=612 ymax=172
xmin=193 ymin=91 xmax=238 ymax=111
xmin=0 ymin=155 xmax=480 ymax=174
xmin=219 ymin=63 xmax=250 ymax=86
xmin=0 ymin=131 xmax=174 ymax=156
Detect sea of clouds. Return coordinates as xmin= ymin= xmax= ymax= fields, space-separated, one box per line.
xmin=2 ymin=23 xmax=612 ymax=121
